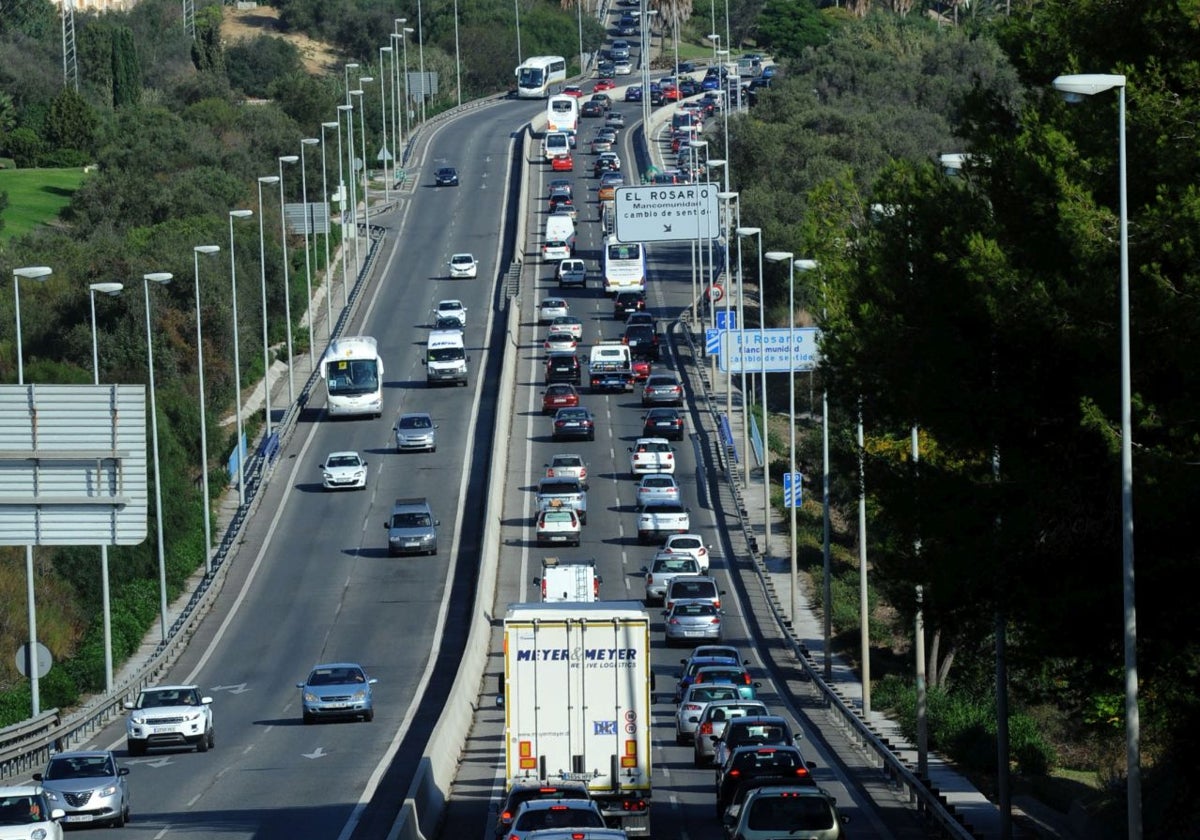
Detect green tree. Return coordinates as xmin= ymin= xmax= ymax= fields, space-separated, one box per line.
xmin=227 ymin=35 xmax=304 ymax=98
xmin=4 ymin=126 xmax=44 ymax=167
xmin=44 ymin=88 xmax=100 ymax=156
xmin=755 ymin=0 xmax=832 ymax=58
xmin=111 ymin=25 xmax=142 ymax=108
xmin=191 ymin=3 xmax=226 ymax=75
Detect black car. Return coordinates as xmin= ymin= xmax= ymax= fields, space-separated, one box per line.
xmin=623 ymin=323 xmax=660 ymax=360
xmin=715 ymin=746 xmax=816 ymax=815
xmin=553 ymin=407 xmax=596 ymax=441
xmin=613 ymin=291 xmax=646 ymax=318
xmin=677 ymin=78 xmax=699 ymax=98
xmin=676 ymin=60 xmax=696 ymax=74
xmin=581 ymin=100 xmax=605 ymax=118
xmin=434 ymin=166 xmax=459 ymax=186
xmin=545 ymin=352 xmax=582 ymax=385
xmin=597 ymin=60 xmax=616 ymax=78
xmin=643 ymin=408 xmax=685 ymax=441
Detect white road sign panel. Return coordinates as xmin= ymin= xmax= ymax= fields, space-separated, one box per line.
xmin=613 ymin=185 xmax=720 ymax=243
xmin=718 ymin=328 xmax=822 ymax=373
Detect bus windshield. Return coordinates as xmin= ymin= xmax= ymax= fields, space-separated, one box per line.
xmin=326 ymin=358 xmax=379 ymax=396
xmin=517 ymin=67 xmax=544 ymax=88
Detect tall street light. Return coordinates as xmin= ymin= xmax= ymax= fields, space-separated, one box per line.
xmin=256 ymin=174 xmax=280 ymax=437
xmin=1053 ymin=71 xmax=1138 ymax=840
xmin=708 ymin=33 xmax=720 ymax=69
xmin=392 ymin=20 xmax=407 ymax=156
xmin=320 ymin=122 xmax=338 ymax=335
xmin=298 ymin=141 xmax=319 ymax=367
xmin=143 ymin=270 xmax=173 ymax=643
xmin=689 ymin=139 xmax=708 ymax=324
xmin=514 ymin=0 xmax=522 ymax=66
xmin=416 ymin=0 xmax=427 ymax=124
xmin=343 ymin=62 xmax=359 ymax=105
xmin=300 ymin=138 xmax=320 ymax=364
xmin=228 ymin=209 xmax=254 ymax=506
xmin=400 ymin=27 xmax=414 ymax=144
xmin=378 ymin=46 xmax=393 ymax=199
xmin=735 ymin=224 xmax=755 ymax=491
xmin=576 ymin=0 xmax=584 ymax=77
xmin=88 ymin=280 xmax=123 ymax=692
xmin=341 ymin=99 xmax=361 ymax=279
xmin=337 ymin=103 xmax=357 ymax=295
xmin=639 ymin=7 xmax=658 ymax=137
xmin=351 ymin=85 xmax=372 ymax=277
xmin=718 ymin=190 xmax=737 ymax=419
xmin=278 ymin=154 xmax=299 ymax=407
xmin=192 ymin=244 xmax=220 ymax=576
xmin=765 ymin=252 xmax=794 ymax=626
xmin=453 ymin=0 xmax=462 ymax=107
xmin=736 ymin=230 xmax=771 ymax=559
xmin=12 ymin=264 xmax=51 ymax=716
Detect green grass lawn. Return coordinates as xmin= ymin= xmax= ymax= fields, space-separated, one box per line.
xmin=0 ymin=167 xmax=89 ymax=243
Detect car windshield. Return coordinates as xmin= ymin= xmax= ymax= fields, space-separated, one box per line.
xmin=0 ymin=794 xmax=49 ymax=825
xmin=326 ymin=455 xmax=360 ymax=468
xmin=515 ymin=808 xmax=604 ymax=831
xmin=542 ymin=511 xmax=576 ymax=524
xmin=672 ymin=582 xmax=716 ymax=598
xmin=45 ymin=755 xmax=115 ymax=779
xmin=399 ymin=415 xmax=432 ymax=429
xmin=553 ymin=456 xmax=583 ymax=467
xmin=392 ymin=513 xmax=431 ymax=528
xmin=429 ymin=348 xmax=463 ymax=362
xmin=674 ymin=603 xmax=718 ymax=617
xmin=138 ymin=688 xmax=200 ymax=707
xmin=689 ymin=685 xmax=740 ymax=702
xmin=654 ymin=557 xmax=697 ymax=572
xmin=734 ymin=749 xmax=802 ymax=771
xmin=307 ymin=666 xmax=366 ymax=686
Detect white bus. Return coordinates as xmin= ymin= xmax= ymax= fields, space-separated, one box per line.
xmin=603 ymin=237 xmax=647 ymax=294
xmin=320 ymin=336 xmax=384 ymax=418
xmin=515 ymin=55 xmax=567 ymax=98
xmin=545 ymin=94 xmax=580 ymax=134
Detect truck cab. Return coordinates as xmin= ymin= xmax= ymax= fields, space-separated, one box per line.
xmin=424 ymin=329 xmax=469 ymax=386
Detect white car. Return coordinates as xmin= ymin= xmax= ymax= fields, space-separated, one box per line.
xmin=448 ymin=253 xmax=478 ymax=278
xmin=661 ymin=533 xmax=712 ymax=574
xmin=614 ymin=59 xmax=633 ymax=75
xmin=544 ymin=331 xmax=578 ymax=354
xmin=539 ymin=298 xmax=570 ymax=323
xmin=535 ymin=506 xmax=582 ymax=547
xmin=434 ymin=299 xmax=467 ymax=327
xmin=636 ymin=473 xmax=681 ymax=506
xmin=629 ymin=437 xmax=676 ymax=474
xmin=551 ymin=315 xmax=584 ymax=340
xmin=0 ymin=785 xmax=65 ymax=838
xmin=320 ymin=451 xmax=368 ymax=490
xmin=124 ymin=684 xmax=214 ymax=755
xmin=674 ymin=683 xmax=743 ymax=745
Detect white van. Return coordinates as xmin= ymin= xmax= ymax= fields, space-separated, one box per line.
xmin=542 ymin=131 xmax=571 ymax=161
xmin=424 ymin=329 xmax=469 ymax=386
xmin=545 ymin=213 xmax=576 ymax=250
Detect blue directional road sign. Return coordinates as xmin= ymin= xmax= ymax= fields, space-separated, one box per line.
xmin=715 ymin=310 xmax=738 ymax=330
xmin=783 ymin=472 xmax=803 ymax=508
xmin=706 ymin=328 xmax=721 ymax=354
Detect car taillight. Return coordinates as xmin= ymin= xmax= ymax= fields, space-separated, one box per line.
xmin=742 ymin=671 xmax=750 ymax=684
xmin=683 ymin=703 xmax=702 ymax=712
xmin=668 ymin=618 xmax=680 ymax=625
xmin=699 ymin=721 xmax=713 ymax=735
xmin=711 ymin=616 xmax=721 ymax=624
xmin=795 ymin=766 xmax=811 ymax=779
xmin=541 ymin=579 xmax=547 ymax=598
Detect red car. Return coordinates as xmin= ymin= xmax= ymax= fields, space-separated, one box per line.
xmin=542 ymin=383 xmax=581 ymax=415
xmin=631 ymin=355 xmax=652 ymax=381
xmin=563 ymin=85 xmax=584 ymax=98
xmin=593 ymin=78 xmax=616 ymax=92
xmin=551 ymin=153 xmax=574 ymax=172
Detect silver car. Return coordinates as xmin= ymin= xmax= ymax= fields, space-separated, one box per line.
xmin=674 ymin=683 xmax=742 ymax=745
xmin=664 ymin=599 xmax=724 ymax=647
xmin=545 ymin=453 xmax=588 ymax=486
xmin=395 ymin=412 xmax=438 ymax=452
xmin=691 ymin=699 xmax=769 ymax=765
xmin=34 ymin=751 xmax=130 ymax=828
xmin=297 ymin=662 xmax=377 ymax=724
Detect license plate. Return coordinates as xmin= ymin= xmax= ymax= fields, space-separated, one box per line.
xmin=65 ymin=815 xmax=95 ymax=823
xmin=405 ymin=542 xmax=421 ymax=548
xmin=326 ymin=703 xmax=350 ymax=710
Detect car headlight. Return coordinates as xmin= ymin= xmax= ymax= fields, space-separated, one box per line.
xmin=352 ymin=689 xmax=368 ymax=701
xmin=303 ymin=691 xmax=319 ymax=703
xmin=353 ymin=470 xmax=365 ymax=480
xmin=183 ymin=709 xmax=204 ymax=722
xmin=99 ymin=784 xmax=120 ymax=797
xmin=323 ymin=472 xmax=334 ymax=481
xmin=130 ymin=712 xmax=147 ymax=725
xmin=43 ymin=790 xmax=61 ymax=803
xmin=31 ymin=830 xmax=48 ymax=840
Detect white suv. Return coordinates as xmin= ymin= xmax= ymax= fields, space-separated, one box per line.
xmin=124 ymin=684 xmax=214 ymax=755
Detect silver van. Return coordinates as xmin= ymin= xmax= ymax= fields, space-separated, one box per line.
xmin=384 ymin=498 xmax=439 ymax=556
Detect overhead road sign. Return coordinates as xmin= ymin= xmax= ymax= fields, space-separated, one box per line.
xmin=613 ymin=184 xmax=720 ymax=243
xmin=718 ymin=328 xmax=822 ymax=373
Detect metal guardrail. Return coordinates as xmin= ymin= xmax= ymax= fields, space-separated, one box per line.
xmin=672 ymin=320 xmax=979 ymax=840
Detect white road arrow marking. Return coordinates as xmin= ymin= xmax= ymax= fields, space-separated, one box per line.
xmin=210 ymin=683 xmax=250 ymax=694
xmin=303 ymin=747 xmax=327 ymax=759
xmin=125 ymin=757 xmax=173 ymax=768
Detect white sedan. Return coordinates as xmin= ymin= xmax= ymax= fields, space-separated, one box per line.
xmin=550 ymin=315 xmax=584 ymax=340
xmin=434 ymin=299 xmax=467 ymax=327
xmin=320 ymin=451 xmax=368 ymax=490
xmin=636 ymin=473 xmax=681 ymax=506
xmin=448 ymin=253 xmax=478 ymax=278
xmin=538 ymin=298 xmax=570 ymax=323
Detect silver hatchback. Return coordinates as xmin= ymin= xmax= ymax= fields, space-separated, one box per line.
xmin=34 ymin=751 xmax=130 ymax=827
xmin=395 ymin=412 xmax=438 ymax=452
xmin=664 ymin=599 xmax=723 ymax=646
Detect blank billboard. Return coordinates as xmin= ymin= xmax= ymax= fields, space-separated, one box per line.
xmin=0 ymin=384 xmax=148 ymax=546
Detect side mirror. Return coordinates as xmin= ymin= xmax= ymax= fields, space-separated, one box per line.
xmin=532 ymin=577 xmax=542 ymax=585
xmin=118 ymin=767 xmax=130 ymax=776
xmin=495 ymin=694 xmax=505 ymax=709
xmin=383 ymin=521 xmax=389 ymax=528
xmin=434 ymin=520 xmax=441 ymax=526
xmin=296 ymin=682 xmax=305 ymax=689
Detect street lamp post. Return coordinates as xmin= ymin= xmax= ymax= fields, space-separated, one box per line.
xmin=278 ymin=155 xmax=299 ymax=407
xmin=765 ymin=252 xmax=796 ymax=625
xmin=416 ymin=0 xmax=426 ymax=124
xmin=351 ymin=85 xmax=372 ymax=275
xmin=718 ymin=190 xmax=736 ymax=419
xmin=639 ymin=7 xmax=658 ymax=139
xmin=300 ymin=138 xmax=319 ymax=364
xmin=143 ymin=271 xmax=173 ymax=643
xmin=378 ymin=47 xmax=393 ymax=199
xmin=394 ymin=19 xmax=409 ymax=148
xmin=576 ymin=0 xmax=584 ymax=76
xmin=12 ymin=264 xmax=51 ymax=716
xmin=735 ymin=230 xmax=771 ymax=558
xmin=256 ymin=174 xmax=280 ymax=437
xmin=453 ymin=0 xmax=462 ymax=107
xmin=342 ymin=100 xmax=360 ymax=278
xmin=336 ymin=104 xmax=355 ymax=297
xmin=343 ymin=62 xmax=359 ymax=105
xmin=1052 ymin=71 xmax=1138 ymax=840
xmin=735 ymin=224 xmax=754 ymax=490
xmin=192 ymin=245 xmax=220 ymax=576
xmin=708 ymin=33 xmax=720 ymax=68
xmin=689 ymin=139 xmax=708 ymax=323
xmin=400 ymin=28 xmax=414 ymax=142
xmin=88 ymin=281 xmax=122 ymax=693
xmin=228 ymin=209 xmax=253 ymax=506
xmin=514 ymin=0 xmax=522 ymax=65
